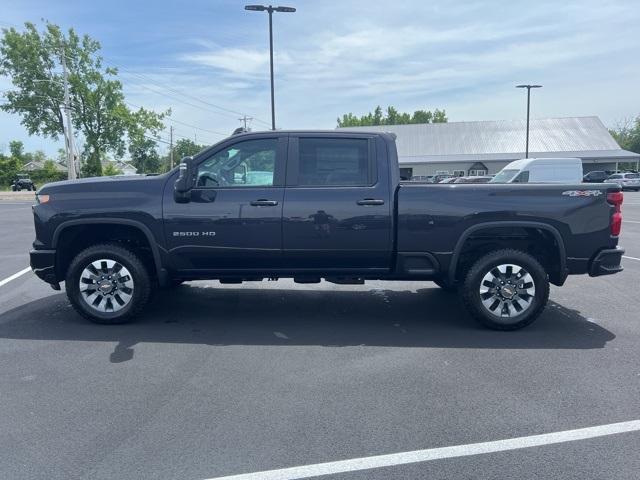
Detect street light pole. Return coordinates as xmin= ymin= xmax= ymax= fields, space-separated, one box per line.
xmin=516 ymin=84 xmax=542 ymax=158
xmin=268 ymin=8 xmax=275 ymax=131
xmin=245 ymin=4 xmax=296 ymax=130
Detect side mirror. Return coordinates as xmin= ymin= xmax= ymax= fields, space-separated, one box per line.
xmin=174 ymin=156 xmax=195 ymax=203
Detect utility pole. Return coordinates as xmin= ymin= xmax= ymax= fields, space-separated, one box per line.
xmin=239 ymin=115 xmax=253 ymax=130
xmin=61 ymin=50 xmax=77 ymax=180
xmin=169 ymin=125 xmax=173 ymax=168
xmin=169 ymin=125 xmax=174 ymax=169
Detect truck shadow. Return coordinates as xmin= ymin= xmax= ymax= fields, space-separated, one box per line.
xmin=0 ymin=284 xmax=615 ymax=363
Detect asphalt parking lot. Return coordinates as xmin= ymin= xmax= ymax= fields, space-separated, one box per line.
xmin=1 ymin=193 xmax=639 ymax=480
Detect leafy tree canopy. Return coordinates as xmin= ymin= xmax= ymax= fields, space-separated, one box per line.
xmin=102 ymin=162 xmax=122 ymax=176
xmin=337 ymin=106 xmax=447 ymax=127
xmin=610 ymin=116 xmax=640 ymax=154
xmin=0 ymin=21 xmax=165 ymax=177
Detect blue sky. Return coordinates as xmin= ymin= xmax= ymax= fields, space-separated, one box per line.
xmin=1 ymin=0 xmax=639 ymax=157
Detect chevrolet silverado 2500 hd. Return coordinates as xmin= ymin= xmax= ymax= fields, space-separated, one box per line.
xmin=30 ymin=131 xmax=625 ymax=330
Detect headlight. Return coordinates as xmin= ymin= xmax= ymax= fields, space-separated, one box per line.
xmin=35 ymin=194 xmax=50 ymax=204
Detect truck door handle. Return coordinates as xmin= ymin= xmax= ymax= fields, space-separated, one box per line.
xmin=250 ymin=199 xmax=279 ymax=207
xmin=357 ymin=199 xmax=385 ymax=206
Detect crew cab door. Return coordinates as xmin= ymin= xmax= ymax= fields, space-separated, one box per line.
xmin=281 ymin=134 xmax=393 ymax=270
xmin=163 ymin=134 xmax=287 ymax=272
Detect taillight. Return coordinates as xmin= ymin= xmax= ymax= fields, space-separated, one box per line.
xmin=607 ymin=191 xmax=623 ymax=236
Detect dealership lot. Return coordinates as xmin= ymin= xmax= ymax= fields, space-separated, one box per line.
xmin=1 ymin=194 xmax=639 ymax=480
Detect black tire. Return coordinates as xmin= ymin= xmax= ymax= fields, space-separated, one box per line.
xmin=65 ymin=243 xmax=152 ymax=324
xmin=434 ymin=279 xmax=457 ymax=292
xmin=460 ymin=249 xmax=550 ymax=331
xmin=11 ymin=185 xmax=16 ymax=191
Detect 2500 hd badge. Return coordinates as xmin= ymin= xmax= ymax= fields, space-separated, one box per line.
xmin=172 ymin=231 xmax=217 ymax=237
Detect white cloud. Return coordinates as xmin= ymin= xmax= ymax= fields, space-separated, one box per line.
xmin=2 ymin=0 xmax=639 ymax=156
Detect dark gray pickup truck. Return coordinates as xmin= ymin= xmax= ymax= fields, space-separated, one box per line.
xmin=30 ymin=130 xmax=625 ymax=329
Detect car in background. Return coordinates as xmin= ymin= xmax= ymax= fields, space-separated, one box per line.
xmin=454 ymin=176 xmax=493 ymax=184
xmin=605 ymin=172 xmax=640 ymax=191
xmin=432 ymin=174 xmax=453 ymax=183
xmin=11 ymin=174 xmax=37 ymax=191
xmin=408 ymin=175 xmax=433 ymax=182
xmin=438 ymin=177 xmax=458 ymax=183
xmin=490 ymin=157 xmax=582 ymax=184
xmin=583 ymin=170 xmax=608 ymax=183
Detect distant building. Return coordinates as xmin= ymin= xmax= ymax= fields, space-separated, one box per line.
xmin=102 ymin=160 xmax=138 ymax=176
xmin=22 ymin=160 xmax=68 ymax=172
xmin=340 ymin=116 xmax=640 ymax=179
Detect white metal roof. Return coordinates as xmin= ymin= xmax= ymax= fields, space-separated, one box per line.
xmin=339 ymin=116 xmax=640 ymax=164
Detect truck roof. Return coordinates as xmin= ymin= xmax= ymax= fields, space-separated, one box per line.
xmin=231 ymin=129 xmax=396 ymax=137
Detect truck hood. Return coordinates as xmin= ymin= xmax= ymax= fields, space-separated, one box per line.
xmin=38 ymin=174 xmax=169 ymax=195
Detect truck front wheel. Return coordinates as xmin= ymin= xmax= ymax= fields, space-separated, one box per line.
xmin=460 ymin=249 xmax=549 ymax=330
xmin=65 ymin=243 xmax=152 ymax=324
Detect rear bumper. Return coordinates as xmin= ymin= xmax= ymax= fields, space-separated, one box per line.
xmin=29 ymin=249 xmax=60 ymax=289
xmin=589 ymin=247 xmax=624 ymax=277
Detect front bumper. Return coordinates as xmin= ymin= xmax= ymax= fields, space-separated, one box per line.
xmin=29 ymin=249 xmax=60 ymax=289
xmin=589 ymin=247 xmax=624 ymax=277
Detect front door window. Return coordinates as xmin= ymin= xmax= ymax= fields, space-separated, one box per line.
xmin=196 ymin=138 xmax=277 ymax=188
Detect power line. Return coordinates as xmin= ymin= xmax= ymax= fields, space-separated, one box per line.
xmin=113 ymin=64 xmax=272 ymax=127
xmin=2 ymin=21 xmax=273 ymax=129
xmin=125 ymin=101 xmax=228 ymax=137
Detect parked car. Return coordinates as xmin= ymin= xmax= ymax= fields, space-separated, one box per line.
xmin=11 ymin=174 xmax=37 ymax=191
xmin=408 ymin=175 xmax=432 ymax=182
xmin=31 ymin=130 xmax=624 ymax=331
xmin=491 ymin=158 xmax=583 ymax=184
xmin=432 ymin=174 xmax=453 ymax=183
xmin=583 ymin=170 xmax=608 ymax=183
xmin=605 ymin=172 xmax=640 ymax=191
xmin=454 ymin=176 xmax=493 ymax=184
xmin=438 ymin=177 xmax=458 ymax=183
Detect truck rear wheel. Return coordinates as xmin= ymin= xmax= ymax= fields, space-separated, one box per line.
xmin=460 ymin=249 xmax=549 ymax=330
xmin=65 ymin=243 xmax=151 ymax=324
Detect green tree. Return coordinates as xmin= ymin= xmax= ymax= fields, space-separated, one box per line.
xmin=22 ymin=149 xmax=47 ymax=165
xmin=126 ymin=107 xmax=166 ymax=174
xmin=337 ymin=105 xmax=448 ymax=127
xmin=175 ymin=138 xmax=205 ymax=158
xmin=129 ymin=137 xmax=161 ymax=173
xmin=610 ymin=116 xmax=640 ymax=154
xmin=0 ymin=154 xmax=21 ymax=186
xmin=0 ymin=21 xmax=165 ymax=177
xmin=102 ymin=162 xmax=122 ymax=176
xmin=9 ymin=140 xmax=24 ymax=163
xmin=159 ymin=138 xmax=206 ymax=172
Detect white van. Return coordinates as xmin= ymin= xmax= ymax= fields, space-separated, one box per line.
xmin=490 ymin=158 xmax=583 ymax=184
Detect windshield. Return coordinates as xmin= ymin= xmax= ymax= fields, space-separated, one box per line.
xmin=490 ymin=169 xmax=519 ymax=183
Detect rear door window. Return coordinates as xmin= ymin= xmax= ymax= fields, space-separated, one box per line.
xmin=296 ymin=137 xmax=374 ymax=186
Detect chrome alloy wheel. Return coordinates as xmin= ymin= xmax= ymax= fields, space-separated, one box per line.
xmin=479 ymin=264 xmax=535 ymax=319
xmin=79 ymin=259 xmax=134 ymax=313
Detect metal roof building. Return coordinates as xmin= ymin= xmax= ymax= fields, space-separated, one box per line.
xmin=340 ymin=116 xmax=640 ymax=179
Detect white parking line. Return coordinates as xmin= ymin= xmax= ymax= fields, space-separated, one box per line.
xmin=624 ymin=220 xmax=640 ymax=224
xmin=204 ymin=419 xmax=640 ymax=480
xmin=623 ymin=255 xmax=640 ymax=262
xmin=0 ymin=267 xmax=32 ymax=288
